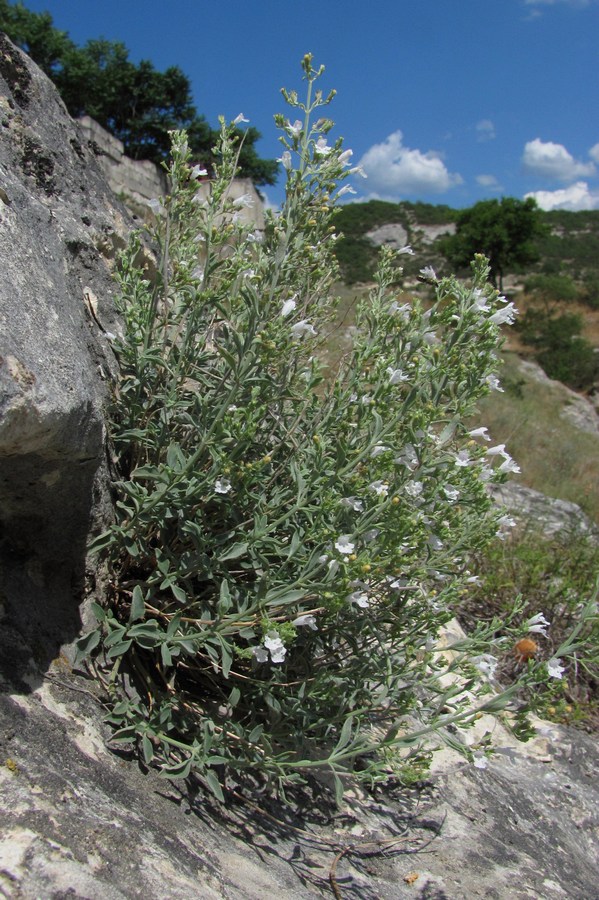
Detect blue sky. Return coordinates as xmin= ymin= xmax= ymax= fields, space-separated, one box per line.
xmin=20 ymin=0 xmax=599 ymax=210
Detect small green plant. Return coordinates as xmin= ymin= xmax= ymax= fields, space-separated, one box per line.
xmin=459 ymin=528 xmax=599 ymax=730
xmin=79 ymin=57 xmax=589 ymax=801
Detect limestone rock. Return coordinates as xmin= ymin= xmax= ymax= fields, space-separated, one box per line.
xmin=517 ymin=357 xmax=599 ymax=435
xmin=490 ymin=482 xmax=599 ymax=540
xmin=366 ymin=222 xmax=409 ymax=250
xmin=1 ymin=672 xmax=598 ymax=899
xmin=0 ymin=32 xmax=126 ymax=690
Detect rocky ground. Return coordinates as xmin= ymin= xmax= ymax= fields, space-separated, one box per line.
xmin=2 ymin=668 xmax=599 ymax=899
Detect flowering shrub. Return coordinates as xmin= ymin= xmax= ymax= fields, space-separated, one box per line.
xmin=79 ymin=56 xmax=582 ymax=800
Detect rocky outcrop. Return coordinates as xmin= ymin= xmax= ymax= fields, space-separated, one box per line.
xmin=1 ymin=671 xmax=599 ymax=899
xmin=78 ymin=114 xmax=168 ymax=208
xmin=1 ymin=35 xmax=598 ymax=900
xmin=77 ymin=114 xmax=265 ymax=229
xmin=517 ymin=357 xmax=599 ymax=436
xmin=0 ymin=31 xmax=125 ymax=691
xmin=490 ymin=483 xmax=599 ymax=540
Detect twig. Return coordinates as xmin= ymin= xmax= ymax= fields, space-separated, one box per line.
xmin=329 ymin=847 xmax=347 ymax=899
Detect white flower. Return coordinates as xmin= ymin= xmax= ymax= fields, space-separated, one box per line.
xmin=252 ymin=645 xmax=269 ymax=663
xmin=398 ymin=245 xmax=415 ymax=255
xmin=468 ymin=426 xmax=491 ymax=441
xmin=486 ymin=443 xmax=507 ymax=457
xmin=395 ymin=444 xmax=418 ymax=471
xmin=420 ymin=266 xmax=437 ymax=281
xmin=497 ymin=514 xmax=516 ymax=531
xmin=233 ymin=113 xmax=249 ymax=125
xmin=371 ymin=444 xmax=389 ymax=458
xmin=335 ymin=535 xmax=355 ymax=556
xmin=405 ymin=480 xmax=423 ymax=498
xmin=341 ymin=496 xmax=364 ymax=512
xmin=526 ymin=612 xmax=550 ymax=636
xmin=488 ymin=302 xmax=518 ymax=326
xmin=293 ymin=614 xmax=318 ymax=630
xmin=443 ymin=485 xmax=460 ymax=502
xmin=214 ymin=478 xmax=232 ymax=494
xmin=389 ymin=301 xmax=410 ymax=317
xmin=233 ymin=193 xmax=254 ymax=209
xmin=247 ymin=230 xmax=263 ymax=243
xmin=338 ymin=149 xmax=353 ymax=166
xmin=547 ymin=658 xmax=565 ymax=679
xmin=363 ymin=528 xmax=379 ymax=543
xmin=349 ymin=164 xmax=367 ymax=178
xmin=279 ymin=150 xmax=292 ymax=170
xmin=147 ymin=198 xmax=162 ymax=214
xmin=190 ymin=164 xmax=208 ymax=179
xmin=280 ymin=297 xmax=297 ymax=317
xmin=479 ymin=465 xmax=494 ymax=482
xmin=471 ymin=289 xmax=490 ymax=312
xmin=291 ymin=320 xmax=317 ymax=338
xmin=472 ymin=750 xmax=488 ymax=770
xmin=485 ymin=374 xmax=504 ymax=392
xmin=348 ymin=591 xmax=370 ymax=608
xmin=428 ymin=535 xmax=444 ymax=550
xmin=314 ymin=136 xmax=331 ymax=156
xmin=387 ymin=367 xmax=409 ymax=384
xmin=499 ymin=456 xmax=521 ymax=474
xmin=286 ymin=119 xmax=303 ymax=137
xmin=369 ymin=481 xmax=389 ymax=497
xmin=454 ymin=450 xmax=471 ymax=467
xmin=472 ymin=654 xmax=498 ymax=680
xmin=387 ymin=575 xmax=407 ymax=590
xmin=337 ymin=184 xmax=356 ymax=197
xmin=264 ymin=631 xmax=287 ymax=664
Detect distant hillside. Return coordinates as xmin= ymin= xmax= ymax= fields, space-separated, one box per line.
xmin=334 ymin=200 xmax=599 ymax=291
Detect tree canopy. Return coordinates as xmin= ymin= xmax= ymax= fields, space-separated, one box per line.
xmin=439 ymin=197 xmax=547 ymax=290
xmin=0 ymin=0 xmax=278 ymax=186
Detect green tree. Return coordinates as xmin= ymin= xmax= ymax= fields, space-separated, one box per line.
xmin=0 ymin=0 xmax=278 ymax=185
xmin=440 ymin=197 xmax=547 ymax=290
xmin=0 ymin=0 xmax=72 ymax=73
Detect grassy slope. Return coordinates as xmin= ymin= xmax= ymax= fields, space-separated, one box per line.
xmin=472 ymin=351 xmax=599 ymax=523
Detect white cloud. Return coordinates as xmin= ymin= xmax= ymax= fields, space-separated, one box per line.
xmin=476 ymin=120 xmax=496 ymax=142
xmin=357 ymin=131 xmax=462 ymax=199
xmin=476 ymin=174 xmax=502 ymax=191
xmin=522 ymin=138 xmax=596 ymax=181
xmin=524 ymin=0 xmax=593 ymax=7
xmin=525 ymin=181 xmax=599 ymax=211
xmin=589 ymin=143 xmax=599 ymax=163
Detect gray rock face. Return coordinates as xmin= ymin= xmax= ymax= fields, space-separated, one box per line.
xmin=366 ymin=222 xmax=409 ymax=250
xmin=490 ymin=482 xmax=599 ymax=540
xmin=0 ymin=33 xmax=126 ymax=690
xmin=1 ymin=673 xmax=598 ymax=899
xmin=517 ymin=358 xmax=599 ymax=436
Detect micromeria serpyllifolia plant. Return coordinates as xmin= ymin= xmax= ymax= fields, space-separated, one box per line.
xmin=78 ymin=55 xmax=588 ymax=802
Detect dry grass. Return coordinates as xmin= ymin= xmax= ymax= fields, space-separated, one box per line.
xmin=472 ymin=351 xmax=599 ymax=523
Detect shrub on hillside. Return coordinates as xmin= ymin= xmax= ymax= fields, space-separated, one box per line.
xmin=77 ymin=58 xmax=593 ymax=801
xmin=523 ymin=273 xmax=579 ymax=304
xmin=517 ymin=308 xmax=599 ymax=390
